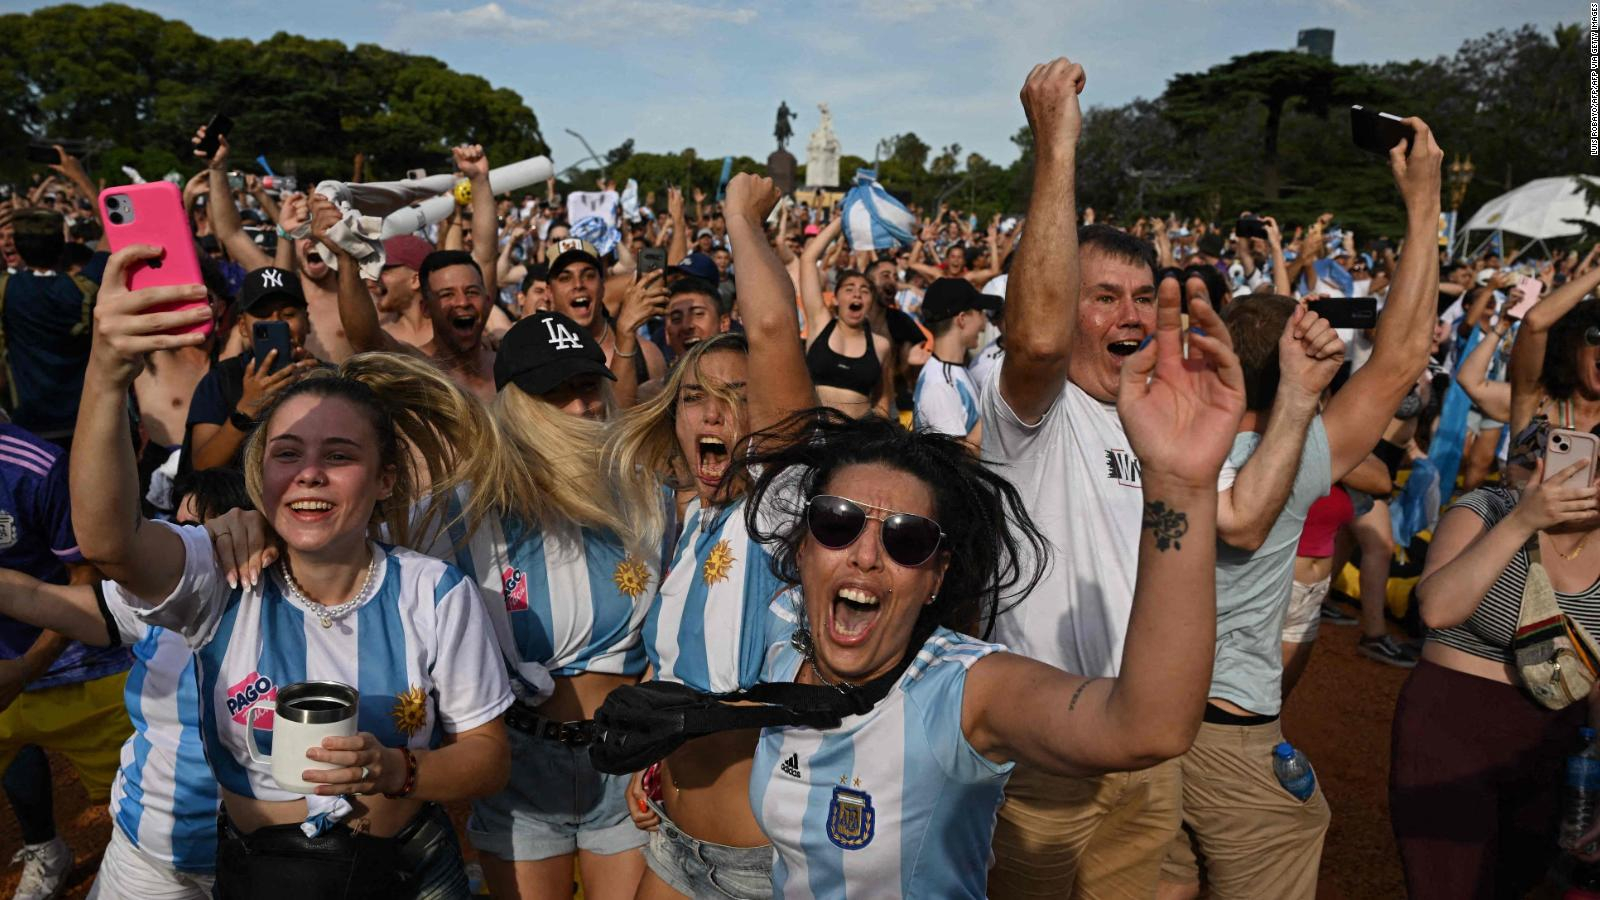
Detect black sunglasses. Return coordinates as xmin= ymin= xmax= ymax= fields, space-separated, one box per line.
xmin=1587 ymin=326 xmax=1600 ymax=347
xmin=805 ymin=495 xmax=945 ymax=568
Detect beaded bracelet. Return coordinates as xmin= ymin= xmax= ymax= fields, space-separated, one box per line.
xmin=384 ymin=747 xmax=418 ymax=799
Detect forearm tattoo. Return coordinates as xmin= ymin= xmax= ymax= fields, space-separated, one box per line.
xmin=1142 ymin=501 xmax=1188 ymax=552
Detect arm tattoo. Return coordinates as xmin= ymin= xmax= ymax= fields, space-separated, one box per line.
xmin=1067 ymin=679 xmax=1094 ymax=712
xmin=1142 ymin=501 xmax=1189 ymax=552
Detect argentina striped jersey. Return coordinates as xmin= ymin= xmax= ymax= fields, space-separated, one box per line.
xmin=119 ymin=521 xmax=512 ymax=802
xmin=100 ymin=589 xmax=218 ymax=873
xmin=644 ymin=495 xmax=792 ymax=693
xmin=750 ymin=627 xmax=1013 ymax=899
xmin=424 ymin=511 xmax=659 ymax=680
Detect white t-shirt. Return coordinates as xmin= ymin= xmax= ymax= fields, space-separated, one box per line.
xmin=967 ymin=341 xmax=1005 ymax=398
xmin=981 ymin=379 xmax=1144 ymax=677
xmin=914 ymin=359 xmax=979 ymax=437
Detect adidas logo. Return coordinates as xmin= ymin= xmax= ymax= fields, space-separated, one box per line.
xmin=781 ymin=753 xmax=801 ymax=778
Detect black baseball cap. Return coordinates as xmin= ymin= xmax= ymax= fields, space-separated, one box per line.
xmin=920 ymin=277 xmax=1001 ymax=324
xmin=494 ymin=310 xmax=616 ymax=395
xmin=236 ymin=266 xmax=306 ymax=315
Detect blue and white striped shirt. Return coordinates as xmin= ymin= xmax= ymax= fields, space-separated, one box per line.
xmin=644 ymin=496 xmax=791 ymax=693
xmin=427 ymin=512 xmax=659 ymax=681
xmin=750 ymin=627 xmax=1013 ymax=899
xmin=125 ymin=522 xmax=512 ymax=802
xmin=101 ymin=589 xmax=218 ymax=873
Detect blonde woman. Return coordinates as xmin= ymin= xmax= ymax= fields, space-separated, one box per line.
xmin=605 ymin=175 xmax=816 ymax=899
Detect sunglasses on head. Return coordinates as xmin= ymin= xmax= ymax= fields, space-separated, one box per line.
xmin=804 ymin=495 xmax=945 ymax=568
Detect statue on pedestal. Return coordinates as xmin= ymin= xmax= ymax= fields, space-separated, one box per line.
xmin=774 ymin=101 xmax=797 ymax=150
xmin=768 ymin=101 xmax=799 ymax=195
xmin=804 ymin=102 xmax=840 ymax=189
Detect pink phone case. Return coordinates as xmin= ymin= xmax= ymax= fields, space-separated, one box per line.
xmin=98 ymin=182 xmax=211 ymax=336
xmin=1545 ymin=428 xmax=1599 ymax=487
xmin=1505 ymin=277 xmax=1542 ymax=321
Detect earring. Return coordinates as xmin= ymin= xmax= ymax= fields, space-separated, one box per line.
xmin=925 ymin=592 xmax=937 ymax=606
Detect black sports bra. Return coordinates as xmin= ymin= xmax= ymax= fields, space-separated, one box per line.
xmin=806 ymin=318 xmax=881 ymax=397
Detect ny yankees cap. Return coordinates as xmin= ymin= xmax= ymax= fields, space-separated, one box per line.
xmin=494 ymin=310 xmax=616 ymax=396
xmin=236 ymin=266 xmax=306 ymax=316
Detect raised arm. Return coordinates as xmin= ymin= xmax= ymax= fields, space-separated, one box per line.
xmin=1510 ymin=259 xmax=1600 ymax=431
xmin=73 ymin=247 xmax=212 ymax=602
xmin=1217 ymin=306 xmax=1344 ymax=551
xmin=798 ymin=217 xmax=841 ymax=341
xmin=194 ymin=125 xmax=271 ymax=270
xmin=1320 ymin=118 xmax=1443 ymax=482
xmin=999 ymin=57 xmax=1085 ymax=424
xmin=310 ymin=194 xmax=406 ymax=356
xmin=454 ymin=145 xmax=499 ymax=298
xmin=722 ymin=174 xmax=818 ymax=436
xmin=666 ymin=187 xmax=688 ymax=265
xmin=1459 ymin=320 xmax=1513 ymax=424
xmin=967 ymin=285 xmax=1246 ymax=774
xmin=1264 ymin=216 xmax=1291 ymax=297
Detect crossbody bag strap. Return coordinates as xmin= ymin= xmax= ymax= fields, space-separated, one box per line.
xmin=1518 ymin=536 xmax=1562 ymax=627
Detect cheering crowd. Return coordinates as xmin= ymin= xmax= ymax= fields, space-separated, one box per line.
xmin=1 ymin=50 xmax=1598 ymax=900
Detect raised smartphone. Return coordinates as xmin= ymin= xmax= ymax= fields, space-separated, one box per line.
xmin=1545 ymin=428 xmax=1599 ymax=486
xmin=251 ymin=321 xmax=294 ymax=374
xmin=1350 ymin=106 xmax=1414 ymax=157
xmin=1306 ymin=297 xmax=1379 ymax=329
xmin=98 ymin=182 xmax=211 ymax=337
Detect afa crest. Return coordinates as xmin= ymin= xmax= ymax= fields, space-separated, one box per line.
xmin=0 ymin=512 xmax=16 ymax=550
xmin=826 ymin=785 xmax=875 ymax=850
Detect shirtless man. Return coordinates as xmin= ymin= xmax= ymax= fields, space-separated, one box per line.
xmin=193 ymin=122 xmax=355 ymax=363
xmin=369 ymin=234 xmax=435 ymax=349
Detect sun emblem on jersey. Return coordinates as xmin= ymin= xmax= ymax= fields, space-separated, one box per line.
xmin=703 ymin=539 xmax=735 ymax=586
xmin=826 ymin=783 xmax=875 ymax=850
xmin=613 ymin=557 xmax=650 ymax=598
xmin=391 ymin=685 xmax=427 ymax=736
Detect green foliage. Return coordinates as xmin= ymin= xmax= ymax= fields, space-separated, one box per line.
xmin=0 ymin=3 xmax=548 ymax=184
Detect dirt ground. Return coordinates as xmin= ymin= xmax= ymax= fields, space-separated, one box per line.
xmin=0 ymin=617 xmax=1482 ymax=900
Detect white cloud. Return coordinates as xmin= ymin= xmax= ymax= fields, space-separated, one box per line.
xmin=387 ymin=0 xmax=753 ymax=46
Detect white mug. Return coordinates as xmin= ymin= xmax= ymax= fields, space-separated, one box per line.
xmin=246 ymin=681 xmax=359 ymax=794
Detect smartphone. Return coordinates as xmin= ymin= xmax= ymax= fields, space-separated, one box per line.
xmin=638 ymin=247 xmax=667 ymax=276
xmin=25 ymin=143 xmax=60 ymax=165
xmin=1306 ymin=297 xmax=1379 ymax=329
xmin=1505 ymin=277 xmax=1543 ymax=320
xmin=251 ymin=321 xmax=294 ymax=375
xmin=1545 ymin=428 xmax=1599 ymax=486
xmin=98 ymin=182 xmax=211 ymax=337
xmin=194 ymin=113 xmax=233 ymax=157
xmin=227 ymin=172 xmax=244 ymax=191
xmin=1350 ymin=106 xmax=1414 ymax=157
xmin=1236 ymin=215 xmax=1268 ymax=240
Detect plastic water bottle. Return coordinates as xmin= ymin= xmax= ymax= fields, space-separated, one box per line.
xmin=1562 ymin=727 xmax=1600 ymax=851
xmin=1272 ymin=741 xmax=1316 ymax=802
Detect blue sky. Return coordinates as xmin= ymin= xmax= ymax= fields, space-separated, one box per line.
xmin=3 ymin=0 xmax=1581 ymax=169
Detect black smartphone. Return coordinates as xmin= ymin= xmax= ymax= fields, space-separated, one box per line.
xmin=25 ymin=143 xmax=60 ymax=165
xmin=1350 ymin=106 xmax=1414 ymax=157
xmin=251 ymin=321 xmax=294 ymax=375
xmin=1307 ymin=297 xmax=1379 ymax=329
xmin=638 ymin=247 xmax=667 ymax=276
xmin=195 ymin=113 xmax=234 ymax=157
xmin=1236 ymin=215 xmax=1268 ymax=240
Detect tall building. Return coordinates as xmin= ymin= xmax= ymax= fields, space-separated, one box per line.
xmin=1297 ymin=28 xmax=1335 ymax=60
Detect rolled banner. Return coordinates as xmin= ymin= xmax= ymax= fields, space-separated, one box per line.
xmin=841 ymin=168 xmax=915 ymax=251
xmin=381 ymin=156 xmax=555 ymax=238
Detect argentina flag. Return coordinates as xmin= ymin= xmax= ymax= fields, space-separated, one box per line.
xmin=841 ymin=169 xmax=916 ymax=251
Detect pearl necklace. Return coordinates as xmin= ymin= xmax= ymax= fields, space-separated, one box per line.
xmin=279 ymin=546 xmax=380 ymax=629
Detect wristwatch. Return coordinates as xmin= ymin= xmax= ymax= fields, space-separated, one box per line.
xmin=229 ymin=409 xmax=255 ymax=431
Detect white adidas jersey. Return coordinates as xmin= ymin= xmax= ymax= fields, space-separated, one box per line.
xmin=117 ymin=522 xmax=512 ymax=803
xmin=750 ymin=626 xmax=1013 ymax=899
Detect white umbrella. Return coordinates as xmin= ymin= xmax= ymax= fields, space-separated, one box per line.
xmin=1460 ymin=176 xmax=1600 ymax=241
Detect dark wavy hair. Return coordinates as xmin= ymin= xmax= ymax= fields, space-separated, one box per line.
xmin=1542 ymin=298 xmax=1600 ymax=400
xmin=740 ymin=409 xmax=1048 ymax=639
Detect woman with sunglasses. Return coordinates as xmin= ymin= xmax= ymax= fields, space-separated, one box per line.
xmin=736 ymin=261 xmax=1247 ymax=897
xmin=604 ymin=175 xmax=820 ymax=899
xmin=70 ymin=244 xmax=514 ymax=899
xmin=1508 ymin=261 xmax=1600 ymax=437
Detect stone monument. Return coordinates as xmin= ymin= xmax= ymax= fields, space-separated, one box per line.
xmin=804 ymin=102 xmax=840 ymax=188
xmin=768 ymin=101 xmax=799 ymax=195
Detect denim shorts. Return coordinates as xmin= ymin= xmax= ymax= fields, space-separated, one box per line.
xmin=642 ymin=796 xmax=772 ymax=899
xmin=467 ymin=725 xmax=647 ymax=861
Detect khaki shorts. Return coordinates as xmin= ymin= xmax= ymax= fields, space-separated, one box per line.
xmin=1160 ymin=720 xmax=1331 ymax=899
xmin=989 ymin=757 xmax=1181 ymax=900
xmin=1282 ymin=578 xmax=1328 ymax=644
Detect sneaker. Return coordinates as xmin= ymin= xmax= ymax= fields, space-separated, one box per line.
xmin=1359 ymin=634 xmax=1419 ymax=669
xmin=1320 ymin=603 xmax=1358 ymax=625
xmin=10 ymin=836 xmax=70 ymax=900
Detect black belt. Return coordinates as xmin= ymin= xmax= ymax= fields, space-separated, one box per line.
xmin=216 ymin=802 xmax=458 ymax=899
xmin=1203 ymin=702 xmax=1279 ymax=726
xmin=503 ymin=702 xmax=597 ymax=745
